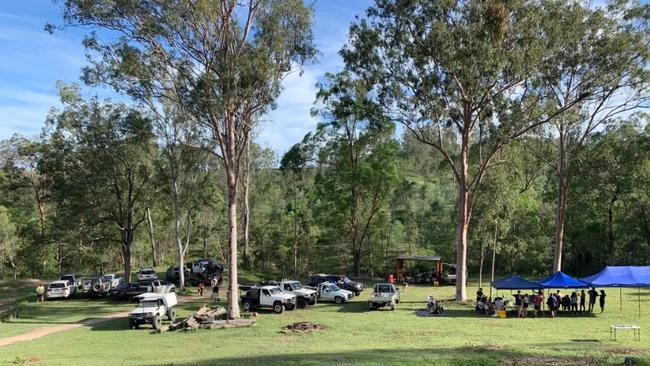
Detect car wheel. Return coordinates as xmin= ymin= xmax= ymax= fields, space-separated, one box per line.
xmin=355 ymin=292 xmax=361 ymax=296
xmin=286 ymin=304 xmax=295 ymax=311
xmin=335 ymin=296 xmax=343 ymax=304
xmin=167 ymin=308 xmax=176 ymax=322
xmin=396 ymin=298 xmax=400 ymax=304
xmin=308 ymin=298 xmax=316 ymax=306
xmin=390 ymin=303 xmax=395 ymax=311
xmin=297 ymin=298 xmax=306 ymax=309
xmin=152 ymin=315 xmax=162 ymax=330
xmin=273 ymin=302 xmax=284 ymax=314
xmin=242 ymin=300 xmax=252 ymax=312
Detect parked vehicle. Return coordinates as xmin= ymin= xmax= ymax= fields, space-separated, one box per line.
xmin=138 ymin=279 xmax=176 ymax=293
xmin=46 ymin=280 xmax=75 ymax=300
xmin=265 ymin=280 xmax=317 ymax=308
xmin=128 ymin=292 xmax=178 ymax=330
xmin=190 ymin=259 xmax=224 ymax=276
xmin=165 ymin=265 xmax=190 ymax=282
xmin=81 ymin=276 xmax=111 ymax=297
xmin=109 ymin=282 xmax=146 ymax=301
xmin=136 ymin=267 xmax=158 ymax=281
xmin=102 ymin=273 xmax=122 ymax=289
xmin=240 ymin=285 xmax=297 ymax=314
xmin=308 ymin=274 xmax=364 ymax=296
xmin=311 ymin=282 xmax=353 ymax=304
xmin=59 ymin=274 xmax=81 ymax=289
xmin=442 ymin=263 xmax=457 ymax=284
xmin=367 ymin=283 xmax=400 ymax=310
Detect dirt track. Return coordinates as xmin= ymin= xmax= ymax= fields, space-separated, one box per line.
xmin=0 ymin=293 xmax=206 ymax=348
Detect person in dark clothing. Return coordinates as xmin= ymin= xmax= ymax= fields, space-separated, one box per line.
xmin=547 ymin=294 xmax=558 ymax=318
xmin=570 ymin=292 xmax=578 ymax=314
xmin=599 ymin=290 xmax=607 ymax=313
xmin=476 ymin=288 xmax=484 ymax=303
xmin=588 ymin=288 xmax=597 ymax=312
xmin=579 ymin=289 xmax=586 ymax=312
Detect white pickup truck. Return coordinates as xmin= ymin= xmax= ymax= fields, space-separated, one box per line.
xmin=269 ymin=280 xmax=317 ymax=308
xmin=128 ymin=292 xmax=178 ymax=330
xmin=367 ymin=283 xmax=400 ymax=310
xmin=102 ymin=273 xmax=122 ymax=289
xmin=240 ymin=285 xmax=297 ymax=314
xmin=311 ymin=282 xmax=353 ymax=304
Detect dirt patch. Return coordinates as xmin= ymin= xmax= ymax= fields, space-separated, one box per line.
xmin=12 ymin=356 xmax=41 ymax=365
xmin=281 ymin=322 xmax=326 ymax=334
xmin=503 ymin=355 xmax=600 ymax=366
xmin=459 ymin=342 xmax=505 ymax=353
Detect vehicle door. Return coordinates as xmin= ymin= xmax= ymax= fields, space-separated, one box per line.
xmin=320 ymin=285 xmax=334 ymax=301
xmin=260 ymin=289 xmax=273 ymax=306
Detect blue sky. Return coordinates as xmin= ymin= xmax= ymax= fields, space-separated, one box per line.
xmin=0 ymin=0 xmax=373 ymax=155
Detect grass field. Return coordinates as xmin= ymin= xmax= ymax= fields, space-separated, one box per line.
xmin=1 ymin=278 xmax=649 ymax=366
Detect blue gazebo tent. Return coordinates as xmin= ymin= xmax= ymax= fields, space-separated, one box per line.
xmin=538 ymin=271 xmax=588 ymax=289
xmin=580 ymin=266 xmax=650 ymax=316
xmin=580 ymin=266 xmax=650 ymax=287
xmin=491 ymin=275 xmax=543 ymax=290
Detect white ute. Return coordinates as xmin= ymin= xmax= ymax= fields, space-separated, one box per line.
xmin=274 ymin=280 xmax=317 ymax=308
xmin=314 ymin=282 xmax=353 ymax=304
xmin=240 ymin=285 xmax=297 ymax=314
xmin=128 ymin=292 xmax=177 ymax=330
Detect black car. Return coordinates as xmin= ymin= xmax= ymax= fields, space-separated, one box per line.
xmin=109 ymin=282 xmax=145 ymax=301
xmin=166 ymin=265 xmax=190 ymax=281
xmin=308 ymin=274 xmax=364 ymax=296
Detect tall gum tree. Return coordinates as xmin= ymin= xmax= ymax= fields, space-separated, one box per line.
xmin=527 ymin=2 xmax=649 ymax=272
xmin=340 ymin=0 xmax=618 ymax=300
xmin=57 ymin=0 xmax=316 ymax=318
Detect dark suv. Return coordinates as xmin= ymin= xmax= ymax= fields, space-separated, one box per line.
xmin=308 ymin=274 xmax=364 ymax=296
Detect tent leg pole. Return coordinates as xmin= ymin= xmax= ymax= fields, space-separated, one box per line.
xmin=620 ymin=288 xmax=622 ymax=311
xmin=639 ymin=288 xmax=641 ymax=318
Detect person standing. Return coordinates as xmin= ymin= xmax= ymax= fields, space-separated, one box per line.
xmin=588 ymin=288 xmax=597 ymax=312
xmin=198 ymin=281 xmax=205 ymax=296
xmin=514 ymin=290 xmax=523 ymax=317
xmin=579 ymin=289 xmax=586 ymax=312
xmin=547 ymin=293 xmax=557 ymax=318
xmin=570 ymin=292 xmax=578 ymax=315
xmin=599 ymin=290 xmax=607 ymax=313
xmin=211 ymin=275 xmax=220 ymax=302
xmin=36 ymin=283 xmax=45 ymax=303
xmin=522 ymin=292 xmax=529 ymax=318
xmin=533 ymin=290 xmax=544 ymax=317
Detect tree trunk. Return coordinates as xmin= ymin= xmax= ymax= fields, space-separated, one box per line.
xmin=352 ymin=249 xmax=362 ymax=277
xmin=122 ymin=242 xmax=132 ymax=282
xmin=478 ymin=240 xmax=485 ymax=290
xmin=455 ymin=140 xmax=470 ymax=301
xmin=146 ymin=207 xmax=157 ymax=268
xmin=242 ymin=139 xmax=251 ymax=268
xmin=607 ymin=192 xmax=617 ymax=263
xmin=553 ymin=175 xmax=568 ymax=273
xmin=226 ymin=168 xmax=240 ymax=319
xmin=172 ymin=189 xmax=185 ymax=289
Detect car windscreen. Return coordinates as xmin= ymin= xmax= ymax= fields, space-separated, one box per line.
xmin=49 ymin=283 xmax=66 ymax=288
xmin=376 ymin=285 xmax=391 ymax=293
xmin=342 ymin=277 xmax=352 ymax=284
xmin=269 ymin=287 xmax=282 ymax=295
xmin=290 ymin=282 xmax=303 ymax=290
xmin=330 ymin=284 xmax=341 ymax=291
xmin=138 ymin=300 xmax=159 ymax=308
xmin=60 ymin=276 xmax=73 ymax=282
xmin=141 ymin=270 xmax=155 ymax=275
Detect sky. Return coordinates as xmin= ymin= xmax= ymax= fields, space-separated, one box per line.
xmin=0 ymin=0 xmax=373 ymax=156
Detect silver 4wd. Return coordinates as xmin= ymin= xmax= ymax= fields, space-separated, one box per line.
xmin=128 ymin=292 xmax=178 ymax=330
xmin=313 ymin=282 xmax=353 ymax=304
xmin=368 ymin=283 xmax=400 ymax=310
xmin=81 ymin=276 xmax=111 ymax=297
xmin=240 ymin=285 xmax=296 ymax=314
xmin=272 ymin=280 xmax=317 ymax=308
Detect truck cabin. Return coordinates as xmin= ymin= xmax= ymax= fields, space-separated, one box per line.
xmin=374 ymin=284 xmax=395 ymax=294
xmin=282 ymin=281 xmax=302 ymax=292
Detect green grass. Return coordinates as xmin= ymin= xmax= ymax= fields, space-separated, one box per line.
xmin=1 ymin=281 xmax=649 ymax=365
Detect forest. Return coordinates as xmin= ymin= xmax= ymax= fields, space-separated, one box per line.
xmin=0 ymin=0 xmax=648 ymax=313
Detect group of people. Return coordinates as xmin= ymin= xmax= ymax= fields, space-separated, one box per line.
xmin=197 ymin=274 xmax=222 ymax=302
xmin=475 ymin=287 xmax=607 ymax=318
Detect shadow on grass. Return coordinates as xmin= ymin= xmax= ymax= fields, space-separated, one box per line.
xmin=142 ymin=346 xmax=619 ymax=366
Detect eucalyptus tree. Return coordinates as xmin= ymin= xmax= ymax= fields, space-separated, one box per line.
xmin=311 ymin=72 xmax=399 ymax=276
xmin=44 ymin=85 xmax=156 ymax=282
xmin=527 ymin=2 xmax=650 ymax=272
xmin=340 ymin=0 xmax=640 ymax=300
xmin=57 ymin=0 xmax=316 ymax=318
